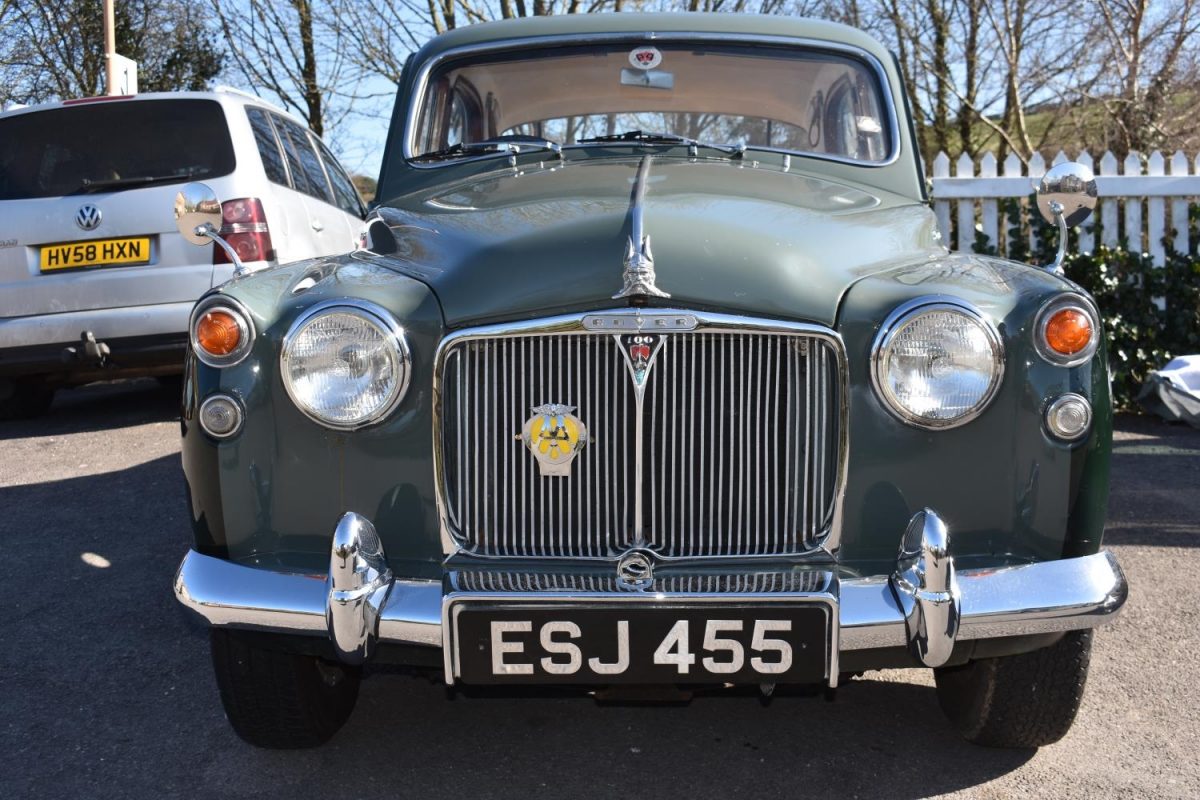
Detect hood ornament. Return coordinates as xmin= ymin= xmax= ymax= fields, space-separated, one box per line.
xmin=614 ymin=235 xmax=668 ymax=299
xmin=613 ymin=156 xmax=670 ymax=300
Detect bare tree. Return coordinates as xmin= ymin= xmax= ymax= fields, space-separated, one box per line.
xmin=1088 ymin=0 xmax=1200 ymax=157
xmin=0 ymin=0 xmax=223 ymax=106
xmin=210 ymin=0 xmax=370 ymax=136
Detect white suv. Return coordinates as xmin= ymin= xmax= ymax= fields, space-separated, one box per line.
xmin=0 ymin=89 xmax=366 ymax=418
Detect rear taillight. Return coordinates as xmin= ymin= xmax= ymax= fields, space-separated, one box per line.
xmin=214 ymin=197 xmax=274 ymax=265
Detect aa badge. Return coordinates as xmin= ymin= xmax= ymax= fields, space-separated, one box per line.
xmin=519 ymin=404 xmax=588 ymax=477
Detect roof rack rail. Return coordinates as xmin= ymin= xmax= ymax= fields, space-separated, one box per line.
xmin=213 ymin=85 xmax=287 ymax=114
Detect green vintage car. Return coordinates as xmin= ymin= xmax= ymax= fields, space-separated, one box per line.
xmin=173 ymin=12 xmax=1127 ymax=749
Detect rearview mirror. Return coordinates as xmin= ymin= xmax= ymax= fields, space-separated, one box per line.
xmin=1036 ymin=162 xmax=1098 ymax=228
xmin=174 ymin=182 xmax=247 ymax=275
xmin=174 ymin=182 xmax=223 ymax=246
xmin=1035 ymin=162 xmax=1098 ymax=276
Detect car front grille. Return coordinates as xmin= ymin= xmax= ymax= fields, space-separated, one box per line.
xmin=451 ymin=569 xmax=833 ymax=594
xmin=438 ymin=323 xmax=843 ymax=559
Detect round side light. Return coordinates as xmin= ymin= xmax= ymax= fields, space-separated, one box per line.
xmin=196 ymin=309 xmax=242 ymax=356
xmin=190 ymin=296 xmax=255 ymax=368
xmin=1045 ymin=393 xmax=1092 ymax=441
xmin=199 ymin=394 xmax=244 ymax=439
xmin=1035 ymin=296 xmax=1100 ymax=367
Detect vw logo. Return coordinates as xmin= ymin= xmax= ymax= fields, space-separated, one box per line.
xmin=75 ymin=204 xmax=102 ymax=231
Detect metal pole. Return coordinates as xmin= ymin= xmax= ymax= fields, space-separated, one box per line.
xmin=104 ymin=0 xmax=118 ymax=95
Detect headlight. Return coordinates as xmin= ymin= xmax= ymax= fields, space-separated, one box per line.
xmin=871 ymin=299 xmax=1004 ymax=429
xmin=281 ymin=300 xmax=411 ymax=429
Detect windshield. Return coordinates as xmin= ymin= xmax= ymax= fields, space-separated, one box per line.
xmin=0 ymin=99 xmax=235 ymax=201
xmin=412 ymin=42 xmax=891 ymax=163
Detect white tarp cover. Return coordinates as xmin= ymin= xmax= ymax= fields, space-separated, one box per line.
xmin=1138 ymin=355 xmax=1200 ymax=428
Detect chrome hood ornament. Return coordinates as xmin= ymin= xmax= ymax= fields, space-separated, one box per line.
xmin=613 ymin=156 xmax=670 ymax=300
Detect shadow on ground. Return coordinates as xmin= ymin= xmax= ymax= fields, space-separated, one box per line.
xmin=0 ymin=377 xmax=180 ymax=441
xmin=0 ymin=449 xmax=1035 ymax=800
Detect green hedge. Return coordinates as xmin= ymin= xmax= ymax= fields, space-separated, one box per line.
xmin=972 ymin=199 xmax=1200 ymax=410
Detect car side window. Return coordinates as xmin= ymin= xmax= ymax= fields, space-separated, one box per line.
xmin=245 ymin=107 xmax=289 ymax=186
xmin=273 ymin=114 xmax=333 ymax=203
xmin=314 ymin=137 xmax=364 ymax=217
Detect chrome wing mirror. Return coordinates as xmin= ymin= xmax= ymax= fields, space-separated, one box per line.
xmin=1036 ymin=162 xmax=1098 ymax=276
xmin=174 ymin=182 xmax=246 ymax=276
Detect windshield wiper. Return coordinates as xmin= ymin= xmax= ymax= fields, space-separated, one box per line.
xmin=578 ymin=130 xmax=746 ymax=158
xmin=414 ymin=136 xmax=563 ymax=162
xmin=74 ymin=172 xmax=199 ymax=194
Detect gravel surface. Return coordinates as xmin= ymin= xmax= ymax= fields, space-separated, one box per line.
xmin=2 ymin=380 xmax=1197 ymax=799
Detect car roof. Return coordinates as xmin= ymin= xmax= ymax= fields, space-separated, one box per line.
xmin=410 ymin=12 xmax=894 ymax=65
xmin=0 ymin=89 xmax=294 ymax=126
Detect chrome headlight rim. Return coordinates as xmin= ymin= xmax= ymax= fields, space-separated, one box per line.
xmin=1033 ymin=293 xmax=1101 ymax=368
xmin=280 ymin=298 xmax=412 ymax=431
xmin=189 ymin=294 xmax=256 ymax=368
xmin=870 ymin=296 xmax=1006 ymax=430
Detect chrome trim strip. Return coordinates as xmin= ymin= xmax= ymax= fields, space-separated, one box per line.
xmin=869 ymin=295 xmax=1006 ymax=430
xmin=430 ymin=308 xmax=850 ymax=563
xmin=280 ymin=298 xmax=413 ymax=431
xmin=402 ymin=32 xmax=903 ymax=171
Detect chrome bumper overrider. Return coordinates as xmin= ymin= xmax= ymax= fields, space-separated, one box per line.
xmin=174 ymin=510 xmax=1128 ymax=683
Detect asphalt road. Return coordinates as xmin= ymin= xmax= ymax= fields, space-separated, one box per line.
xmin=2 ymin=379 xmax=1198 ymax=799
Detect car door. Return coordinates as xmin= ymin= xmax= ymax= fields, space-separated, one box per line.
xmin=271 ymin=114 xmax=354 ymax=258
xmin=311 ymin=136 xmax=367 ymax=245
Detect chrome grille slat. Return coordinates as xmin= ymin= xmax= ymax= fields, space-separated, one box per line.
xmin=453 ymin=570 xmax=832 ymax=595
xmin=441 ymin=329 xmax=840 ymax=558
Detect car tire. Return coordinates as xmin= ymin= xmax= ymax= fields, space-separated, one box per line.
xmin=209 ymin=630 xmax=361 ymax=749
xmin=934 ymin=629 xmax=1093 ymax=748
xmin=0 ymin=377 xmax=55 ymax=420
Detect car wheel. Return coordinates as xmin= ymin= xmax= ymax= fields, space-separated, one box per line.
xmin=209 ymin=630 xmax=361 ymax=749
xmin=0 ymin=377 xmax=55 ymax=420
xmin=934 ymin=629 xmax=1093 ymax=748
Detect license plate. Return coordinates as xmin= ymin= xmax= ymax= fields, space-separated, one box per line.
xmin=451 ymin=603 xmax=831 ymax=685
xmin=40 ymin=237 xmax=151 ymax=271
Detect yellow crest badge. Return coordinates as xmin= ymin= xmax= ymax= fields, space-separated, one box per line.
xmin=520 ymin=404 xmax=588 ymax=477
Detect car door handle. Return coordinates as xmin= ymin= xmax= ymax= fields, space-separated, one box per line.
xmin=311 ymin=219 xmax=324 ymax=232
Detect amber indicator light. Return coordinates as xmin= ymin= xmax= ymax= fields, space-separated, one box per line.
xmin=196 ymin=310 xmax=242 ymax=356
xmin=1044 ymin=308 xmax=1092 ymax=356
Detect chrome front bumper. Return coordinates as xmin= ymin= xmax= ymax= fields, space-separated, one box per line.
xmin=174 ymin=510 xmax=1128 ymax=684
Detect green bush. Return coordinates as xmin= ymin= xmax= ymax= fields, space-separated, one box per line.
xmin=973 ymin=198 xmax=1200 ymax=410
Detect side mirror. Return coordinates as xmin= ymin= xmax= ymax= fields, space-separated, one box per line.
xmin=174 ymin=182 xmax=223 ymax=245
xmin=174 ymin=182 xmax=246 ymax=275
xmin=1035 ymin=162 xmax=1098 ymax=276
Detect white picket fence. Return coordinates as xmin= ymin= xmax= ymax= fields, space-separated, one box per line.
xmin=928 ymin=150 xmax=1200 ymax=265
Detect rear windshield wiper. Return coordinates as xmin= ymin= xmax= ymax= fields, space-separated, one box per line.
xmin=578 ymin=130 xmax=746 ymax=157
xmin=414 ymin=136 xmax=563 ymax=162
xmin=74 ymin=172 xmax=200 ymax=194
